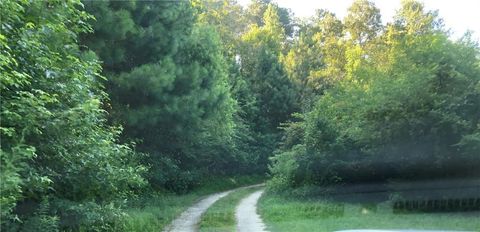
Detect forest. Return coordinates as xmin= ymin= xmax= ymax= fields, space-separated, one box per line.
xmin=1 ymin=0 xmax=479 ymax=231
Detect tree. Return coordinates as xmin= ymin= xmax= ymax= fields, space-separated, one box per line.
xmin=394 ymin=0 xmax=443 ymax=36
xmin=196 ymin=0 xmax=247 ymax=54
xmin=81 ymin=0 xmax=238 ymax=191
xmin=245 ymin=0 xmax=295 ymax=37
xmin=238 ymin=4 xmax=298 ymax=169
xmin=1 ymin=0 xmax=145 ymax=229
xmin=240 ymin=4 xmax=296 ymax=133
xmin=282 ymin=9 xmax=345 ymax=108
xmin=344 ymin=0 xmax=382 ymax=46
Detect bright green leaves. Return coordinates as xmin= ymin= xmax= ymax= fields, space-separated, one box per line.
xmin=344 ymin=0 xmax=382 ymax=46
xmin=263 ymin=4 xmax=285 ymax=41
xmin=394 ymin=0 xmax=442 ymax=36
xmin=245 ymin=0 xmax=294 ymax=37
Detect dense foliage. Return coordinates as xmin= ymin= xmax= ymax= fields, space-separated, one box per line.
xmin=80 ymin=1 xmax=241 ymax=192
xmin=79 ymin=0 xmax=299 ymax=192
xmin=199 ymin=0 xmax=299 ymax=171
xmin=1 ymin=0 xmax=479 ymax=230
xmin=1 ymin=0 xmax=145 ymax=230
xmin=269 ymin=0 xmax=480 ymax=191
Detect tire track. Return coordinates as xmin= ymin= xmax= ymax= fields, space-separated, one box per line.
xmin=164 ymin=184 xmax=264 ymax=232
xmin=163 ymin=190 xmax=233 ymax=232
xmin=235 ymin=189 xmax=268 ymax=232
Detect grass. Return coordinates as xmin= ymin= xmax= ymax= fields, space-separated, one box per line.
xmin=199 ymin=185 xmax=263 ymax=232
xmin=258 ymin=193 xmax=480 ymax=232
xmin=124 ymin=193 xmax=199 ymax=231
xmin=123 ymin=175 xmax=264 ymax=231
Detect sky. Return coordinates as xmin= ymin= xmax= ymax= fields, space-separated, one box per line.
xmin=237 ymin=0 xmax=480 ymax=40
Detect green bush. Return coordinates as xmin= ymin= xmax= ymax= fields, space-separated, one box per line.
xmin=53 ymin=200 xmax=127 ymax=232
xmin=1 ymin=0 xmax=145 ymax=229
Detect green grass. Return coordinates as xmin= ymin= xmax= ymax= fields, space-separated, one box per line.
xmin=123 ymin=175 xmax=264 ymax=232
xmin=124 ymin=193 xmax=200 ymax=231
xmin=199 ymin=185 xmax=263 ymax=232
xmin=258 ymin=193 xmax=480 ymax=232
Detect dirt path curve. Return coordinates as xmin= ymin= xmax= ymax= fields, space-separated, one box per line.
xmin=164 ymin=184 xmax=264 ymax=232
xmin=235 ymin=189 xmax=268 ymax=232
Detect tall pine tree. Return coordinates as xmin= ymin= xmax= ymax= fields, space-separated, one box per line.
xmin=81 ymin=0 xmax=237 ymax=191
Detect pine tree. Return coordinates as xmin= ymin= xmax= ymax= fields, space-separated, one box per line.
xmin=81 ymin=0 xmax=237 ymax=191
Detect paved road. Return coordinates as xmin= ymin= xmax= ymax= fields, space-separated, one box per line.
xmin=235 ymin=189 xmax=268 ymax=232
xmin=163 ymin=190 xmax=233 ymax=232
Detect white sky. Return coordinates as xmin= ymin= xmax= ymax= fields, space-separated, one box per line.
xmin=237 ymin=0 xmax=480 ymax=40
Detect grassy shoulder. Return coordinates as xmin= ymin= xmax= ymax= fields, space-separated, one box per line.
xmin=123 ymin=175 xmax=264 ymax=231
xmin=199 ymin=185 xmax=263 ymax=232
xmin=258 ymin=193 xmax=480 ymax=232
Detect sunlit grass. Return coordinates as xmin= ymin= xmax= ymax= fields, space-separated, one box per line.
xmin=258 ymin=193 xmax=480 ymax=232
xmin=124 ymin=193 xmax=199 ymax=231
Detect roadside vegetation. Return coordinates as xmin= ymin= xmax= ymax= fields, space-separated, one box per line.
xmin=258 ymin=194 xmax=480 ymax=231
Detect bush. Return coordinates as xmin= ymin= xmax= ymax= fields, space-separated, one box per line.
xmin=268 ymin=145 xmax=304 ymax=192
xmin=21 ymin=200 xmax=59 ymax=232
xmin=53 ymin=200 xmax=127 ymax=232
xmin=0 ymin=0 xmax=146 ymax=229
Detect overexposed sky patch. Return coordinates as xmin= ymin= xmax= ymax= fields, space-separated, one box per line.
xmin=237 ymin=0 xmax=480 ymax=40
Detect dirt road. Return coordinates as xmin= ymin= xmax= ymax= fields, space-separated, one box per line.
xmin=163 ymin=190 xmax=233 ymax=232
xmin=164 ymin=184 xmax=265 ymax=232
xmin=235 ymin=189 xmax=268 ymax=232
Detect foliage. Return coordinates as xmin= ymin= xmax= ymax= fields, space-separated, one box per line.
xmin=1 ymin=0 xmax=145 ymax=230
xmin=3 ymin=0 xmax=479 ymax=230
xmin=237 ymin=3 xmax=298 ymax=170
xmin=269 ymin=0 xmax=480 ymax=190
xmin=244 ymin=0 xmax=295 ymax=37
xmin=196 ymin=0 xmax=299 ymax=173
xmin=344 ymin=0 xmax=382 ymax=45
xmin=282 ymin=10 xmax=345 ymax=107
xmin=239 ymin=3 xmax=297 ymax=131
xmin=53 ymin=199 xmax=128 ymax=232
xmin=81 ymin=0 xmax=240 ymax=192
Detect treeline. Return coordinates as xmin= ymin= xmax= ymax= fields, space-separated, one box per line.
xmin=269 ymin=0 xmax=480 ymax=191
xmin=1 ymin=0 xmax=479 ymax=231
xmin=79 ymin=0 xmax=299 ymax=191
